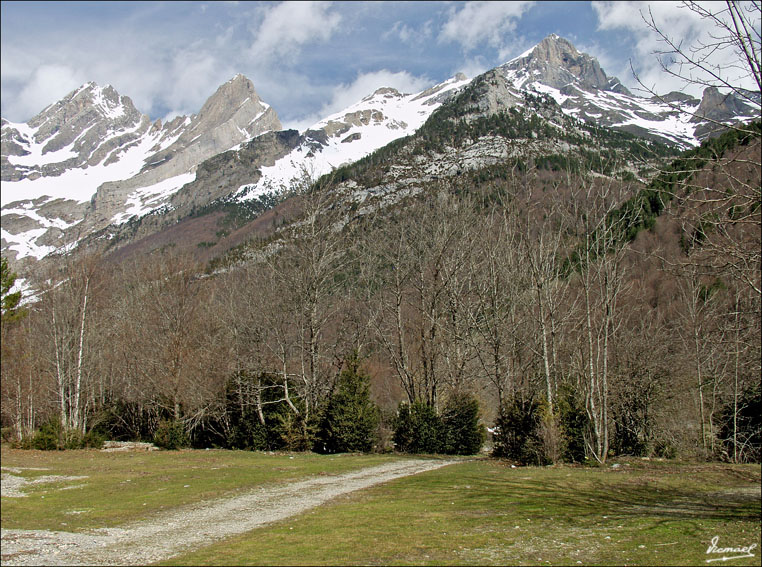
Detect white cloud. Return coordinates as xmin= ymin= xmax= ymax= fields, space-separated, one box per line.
xmin=249 ymin=1 xmax=342 ymax=62
xmin=439 ymin=1 xmax=535 ymax=51
xmin=284 ymin=69 xmax=432 ymax=131
xmin=164 ymin=50 xmax=236 ymax=117
xmin=384 ymin=20 xmax=434 ymax=45
xmin=452 ymin=58 xmax=489 ymax=83
xmin=7 ymin=63 xmax=85 ymax=121
xmin=592 ymin=1 xmax=760 ymax=97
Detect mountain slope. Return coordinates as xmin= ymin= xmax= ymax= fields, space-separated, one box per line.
xmin=1 ymin=75 xmax=279 ymax=264
xmin=499 ymin=34 xmax=759 ymax=147
xmin=2 ymin=34 xmax=758 ymax=279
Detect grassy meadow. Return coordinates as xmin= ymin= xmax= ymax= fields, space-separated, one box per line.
xmin=1 ymin=445 xmax=759 ymax=566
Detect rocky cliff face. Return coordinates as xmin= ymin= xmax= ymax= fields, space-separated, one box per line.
xmin=504 ymin=34 xmax=625 ymax=93
xmin=1 ymin=74 xmax=280 ymax=268
xmin=498 ymin=34 xmax=758 ymax=147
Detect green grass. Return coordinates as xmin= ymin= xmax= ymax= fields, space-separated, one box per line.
xmin=2 ymin=447 xmax=759 ymax=566
xmin=162 ymin=458 xmax=760 ymax=566
xmin=0 ymin=446 xmax=399 ymax=532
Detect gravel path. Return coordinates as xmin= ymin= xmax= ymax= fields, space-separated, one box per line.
xmin=1 ymin=458 xmax=455 ymax=566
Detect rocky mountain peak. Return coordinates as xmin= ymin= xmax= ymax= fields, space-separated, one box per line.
xmin=28 ymin=82 xmax=142 ymax=134
xmin=198 ymin=74 xmax=262 ymax=114
xmin=693 ymin=86 xmax=753 ymax=121
xmin=1 ymin=81 xmax=148 ymax=184
xmin=512 ymin=34 xmax=612 ymax=91
xmin=186 ymin=74 xmax=280 ymax=141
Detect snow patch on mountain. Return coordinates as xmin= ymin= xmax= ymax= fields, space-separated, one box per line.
xmin=111 ymin=171 xmax=196 ymax=224
xmin=2 ymin=127 xmax=170 ymax=207
xmin=235 ymin=74 xmax=471 ymax=202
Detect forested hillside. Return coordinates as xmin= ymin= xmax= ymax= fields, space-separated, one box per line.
xmin=2 ymin=4 xmax=760 ymax=465
xmin=2 ymin=119 xmax=759 ymax=463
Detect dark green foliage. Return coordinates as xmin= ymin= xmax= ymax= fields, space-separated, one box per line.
xmin=222 ymin=372 xmax=270 ymax=451
xmin=1 ymin=257 xmax=25 ymax=323
xmin=441 ymin=391 xmax=486 ymax=455
xmin=719 ymin=384 xmax=762 ymax=463
xmin=611 ymin=378 xmax=658 ymax=458
xmin=315 ymin=354 xmax=380 ymax=454
xmin=492 ymin=396 xmax=547 ymax=465
xmin=220 ymin=372 xmax=305 ymax=451
xmin=226 ymin=414 xmax=268 ymax=451
xmin=24 ymin=418 xmax=104 ymax=450
xmin=274 ymin=409 xmax=315 ymax=452
xmin=394 ymin=394 xmax=486 ymax=455
xmin=29 ymin=420 xmax=60 ymax=451
xmin=557 ymin=386 xmax=588 ymax=463
xmin=153 ymin=419 xmax=190 ymax=450
xmin=393 ymin=401 xmax=444 ymax=454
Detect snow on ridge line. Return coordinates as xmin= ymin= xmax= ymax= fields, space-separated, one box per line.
xmin=236 ymin=75 xmax=473 ymax=203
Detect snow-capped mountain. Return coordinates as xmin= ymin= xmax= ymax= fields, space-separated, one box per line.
xmin=233 ymin=73 xmax=471 ymax=203
xmin=499 ymin=34 xmax=759 ymax=147
xmin=1 ymin=74 xmax=279 ymax=263
xmin=1 ymin=73 xmax=471 ymax=267
xmin=2 ymin=34 xmax=758 ymax=273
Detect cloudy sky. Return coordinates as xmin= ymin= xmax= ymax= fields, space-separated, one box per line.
xmin=1 ymin=1 xmax=756 ymax=131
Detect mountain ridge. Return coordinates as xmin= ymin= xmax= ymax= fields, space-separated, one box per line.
xmin=2 ymin=34 xmax=759 ymax=281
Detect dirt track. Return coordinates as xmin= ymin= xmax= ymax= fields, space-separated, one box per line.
xmin=1 ymin=458 xmax=455 ymax=566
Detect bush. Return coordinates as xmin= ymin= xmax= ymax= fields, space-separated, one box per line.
xmin=537 ymin=402 xmax=565 ymax=465
xmin=153 ymin=419 xmax=189 ymax=450
xmin=441 ymin=391 xmax=486 ymax=455
xmin=1 ymin=426 xmax=14 ymax=443
xmin=31 ymin=421 xmax=60 ymax=451
xmin=82 ymin=429 xmax=106 ymax=449
xmin=96 ymin=399 xmax=162 ymax=442
xmin=274 ymin=409 xmax=314 ymax=452
xmin=557 ymin=386 xmax=588 ymax=463
xmin=226 ymin=416 xmax=268 ymax=451
xmin=315 ymin=354 xmax=380 ymax=454
xmin=393 ymin=401 xmax=444 ymax=454
xmin=492 ymin=396 xmax=547 ymax=465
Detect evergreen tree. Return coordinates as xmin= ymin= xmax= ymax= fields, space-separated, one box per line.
xmin=492 ymin=397 xmax=545 ymax=464
xmin=393 ymin=401 xmax=444 ymax=454
xmin=315 ymin=353 xmax=379 ymax=453
xmin=441 ymin=391 xmax=486 ymax=455
xmin=1 ymin=257 xmax=24 ymax=323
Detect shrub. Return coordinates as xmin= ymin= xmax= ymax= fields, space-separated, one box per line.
xmin=31 ymin=421 xmax=60 ymax=451
xmin=393 ymin=401 xmax=444 ymax=454
xmin=441 ymin=391 xmax=486 ymax=455
xmin=96 ymin=399 xmax=162 ymax=442
xmin=153 ymin=419 xmax=189 ymax=450
xmin=1 ymin=427 xmax=14 ymax=443
xmin=82 ymin=429 xmax=106 ymax=449
xmin=537 ymin=401 xmax=565 ymax=465
xmin=315 ymin=354 xmax=380 ymax=454
xmin=227 ymin=417 xmax=268 ymax=451
xmin=274 ymin=409 xmax=314 ymax=452
xmin=492 ymin=396 xmax=546 ymax=465
xmin=557 ymin=386 xmax=588 ymax=462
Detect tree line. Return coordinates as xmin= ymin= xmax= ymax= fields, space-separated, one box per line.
xmin=2 ymin=145 xmax=759 ymax=463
